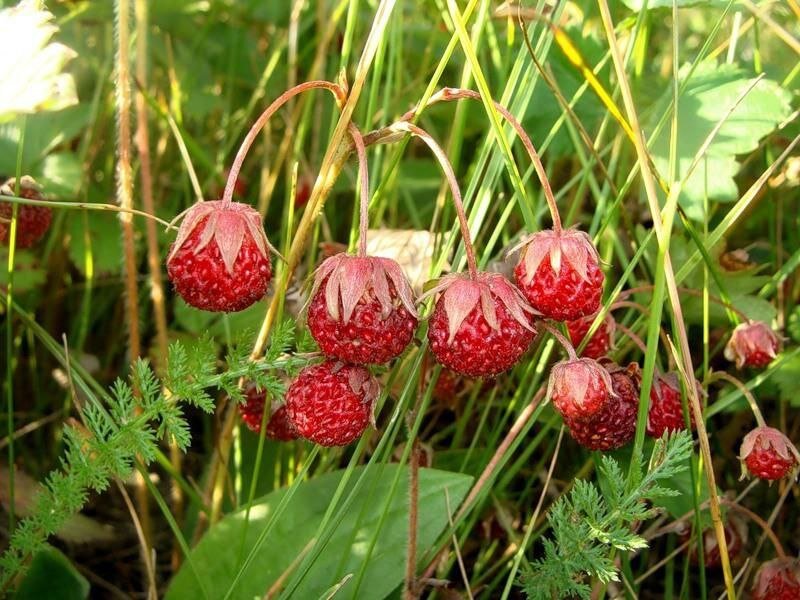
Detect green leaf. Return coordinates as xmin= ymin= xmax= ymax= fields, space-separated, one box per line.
xmin=166 ymin=466 xmax=473 ymax=600
xmin=66 ymin=211 xmax=122 ymax=276
xmin=0 ymin=249 xmax=46 ymax=294
xmin=621 ymin=0 xmax=728 ymax=10
xmin=648 ymin=63 xmax=791 ymax=220
xmin=15 ymin=545 xmax=89 ymax=600
xmin=0 ymin=4 xmax=78 ymax=122
xmin=36 ymin=152 xmax=82 ymax=197
xmin=771 ymin=354 xmax=800 ymax=407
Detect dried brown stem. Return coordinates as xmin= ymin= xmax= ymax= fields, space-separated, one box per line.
xmin=115 ymin=0 xmax=151 ymax=571
xmin=133 ymin=0 xmax=182 ymax=571
xmin=403 ymin=441 xmax=421 ymax=599
xmin=422 ymin=388 xmax=546 ymax=580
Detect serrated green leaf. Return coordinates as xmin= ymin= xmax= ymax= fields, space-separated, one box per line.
xmin=649 ymin=63 xmax=791 ymax=220
xmin=36 ymin=152 xmax=81 ymax=197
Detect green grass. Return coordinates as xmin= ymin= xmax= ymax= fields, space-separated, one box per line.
xmin=1 ymin=1 xmax=799 ymax=598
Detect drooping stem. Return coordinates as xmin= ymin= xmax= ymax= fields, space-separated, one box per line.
xmin=222 ymin=81 xmax=346 ymax=205
xmin=720 ymin=499 xmax=787 ymax=559
xmin=348 ymin=124 xmax=370 ymax=257
xmin=540 ymin=322 xmax=578 ymax=361
xmin=390 ymin=122 xmax=478 ymax=279
xmin=707 ymin=370 xmax=766 ymax=427
xmin=406 ymin=87 xmax=562 ymax=233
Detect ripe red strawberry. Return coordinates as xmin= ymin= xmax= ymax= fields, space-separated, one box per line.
xmin=167 ymin=200 xmax=274 ymax=312
xmin=306 ymin=253 xmax=418 ymax=365
xmin=566 ymin=313 xmax=614 ymax=359
xmin=0 ymin=177 xmax=51 ymax=248
xmin=423 ymin=272 xmax=536 ymax=378
xmin=238 ymin=387 xmax=297 ymax=441
xmin=513 ymin=228 xmax=604 ymax=321
xmin=739 ymin=426 xmax=800 ymax=481
xmin=547 ymin=357 xmax=614 ymax=421
xmin=285 ymin=361 xmax=379 ymax=447
xmin=646 ymin=372 xmax=700 ymax=438
xmin=724 ymin=321 xmax=780 ymax=369
xmin=752 ymin=558 xmax=800 ymax=600
xmin=563 ymin=362 xmax=639 ymax=451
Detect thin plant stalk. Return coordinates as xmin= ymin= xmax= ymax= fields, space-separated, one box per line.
xmin=133 ymin=0 xmax=182 ymax=570
xmin=115 ymin=0 xmax=152 ymax=570
xmin=596 ymin=2 xmax=735 ymax=596
xmin=389 ymin=122 xmax=477 ymax=278
xmin=202 ymin=0 xmax=398 ymax=527
xmin=417 ymin=87 xmax=562 ymax=232
xmin=706 ymin=371 xmax=767 ymax=428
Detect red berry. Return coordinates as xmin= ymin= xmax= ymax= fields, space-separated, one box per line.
xmin=167 ymin=200 xmax=274 ymax=312
xmin=237 ymin=387 xmax=297 ymax=441
xmin=513 ymin=228 xmax=604 ymax=321
xmin=547 ymin=357 xmax=614 ymax=421
xmin=0 ymin=178 xmax=51 ymax=248
xmin=432 ymin=368 xmax=465 ymax=404
xmin=285 ymin=361 xmax=379 ymax=447
xmin=566 ymin=313 xmax=614 ymax=359
xmin=306 ymin=253 xmax=418 ymax=365
xmin=424 ymin=272 xmax=536 ymax=378
xmin=646 ymin=372 xmax=700 ymax=438
xmin=739 ymin=426 xmax=800 ymax=481
xmin=724 ymin=321 xmax=780 ymax=369
xmin=752 ymin=558 xmax=800 ymax=600
xmin=683 ymin=514 xmax=747 ymax=568
xmin=564 ymin=362 xmax=639 ymax=451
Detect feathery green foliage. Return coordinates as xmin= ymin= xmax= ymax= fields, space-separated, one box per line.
xmin=521 ymin=431 xmax=694 ymax=599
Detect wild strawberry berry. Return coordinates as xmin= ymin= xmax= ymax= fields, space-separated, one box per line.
xmin=432 ymin=367 xmax=465 ymax=404
xmin=564 ymin=362 xmax=640 ymax=451
xmin=0 ymin=177 xmax=51 ymax=248
xmin=238 ymin=387 xmax=297 ymax=441
xmin=166 ymin=200 xmax=274 ymax=312
xmin=306 ymin=253 xmax=418 ymax=365
xmin=683 ymin=514 xmax=747 ymax=568
xmin=739 ymin=426 xmax=800 ymax=481
xmin=513 ymin=228 xmax=604 ymax=321
xmin=752 ymin=558 xmax=800 ymax=600
xmin=547 ymin=357 xmax=614 ymax=422
xmin=566 ymin=313 xmax=614 ymax=359
xmin=285 ymin=361 xmax=379 ymax=447
xmin=423 ymin=272 xmax=536 ymax=378
xmin=646 ymin=372 xmax=700 ymax=438
xmin=724 ymin=321 xmax=780 ymax=369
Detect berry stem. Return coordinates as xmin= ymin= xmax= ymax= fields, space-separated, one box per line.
xmin=222 ymin=81 xmax=347 ymax=205
xmin=348 ymin=124 xmax=370 ymax=258
xmin=390 ymin=122 xmax=478 ymax=279
xmin=408 ymin=87 xmax=562 ymax=233
xmin=720 ymin=499 xmax=787 ymax=559
xmin=540 ymin=322 xmax=578 ymax=361
xmin=707 ymin=370 xmax=766 ymax=427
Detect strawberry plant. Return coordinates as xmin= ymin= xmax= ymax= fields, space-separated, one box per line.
xmin=1 ymin=0 xmax=799 ymax=598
